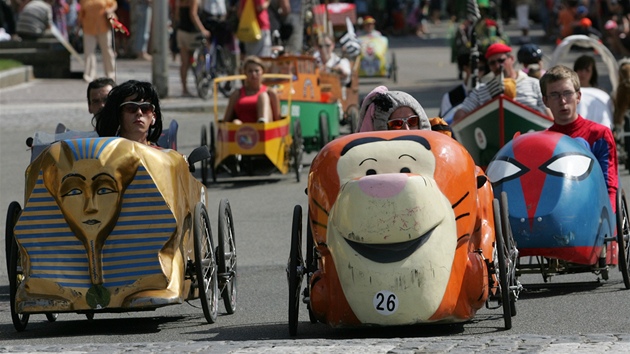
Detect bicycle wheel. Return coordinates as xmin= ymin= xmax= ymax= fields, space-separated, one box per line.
xmin=194 ymin=47 xmax=212 ymax=100
xmin=216 ymin=46 xmax=236 ymax=98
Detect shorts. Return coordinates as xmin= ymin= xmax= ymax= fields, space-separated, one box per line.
xmin=177 ymin=29 xmax=201 ymax=51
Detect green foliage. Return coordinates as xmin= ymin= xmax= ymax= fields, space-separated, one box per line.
xmin=0 ymin=59 xmax=23 ymax=71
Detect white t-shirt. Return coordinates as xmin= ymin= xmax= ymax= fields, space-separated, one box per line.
xmin=314 ymin=51 xmax=352 ymax=86
xmin=578 ymin=87 xmax=614 ymax=129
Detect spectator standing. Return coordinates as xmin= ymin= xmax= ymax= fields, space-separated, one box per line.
xmin=517 ymin=43 xmax=544 ymax=79
xmin=175 ymin=0 xmax=210 ymax=96
xmin=15 ymin=0 xmax=54 ymax=40
xmin=283 ymin=0 xmax=303 ymax=54
xmin=515 ymin=0 xmax=530 ymax=43
xmin=239 ymin=0 xmax=271 ymax=56
xmin=131 ymin=0 xmax=152 ymax=60
xmin=78 ymin=0 xmax=117 ymax=82
xmin=52 ymin=0 xmax=68 ymax=39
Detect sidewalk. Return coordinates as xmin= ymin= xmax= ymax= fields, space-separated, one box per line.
xmin=0 ymin=55 xmax=223 ymax=113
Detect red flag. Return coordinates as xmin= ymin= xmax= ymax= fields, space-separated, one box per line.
xmin=110 ymin=18 xmax=130 ymax=36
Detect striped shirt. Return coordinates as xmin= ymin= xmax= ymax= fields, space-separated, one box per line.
xmin=459 ymin=71 xmax=547 ymax=115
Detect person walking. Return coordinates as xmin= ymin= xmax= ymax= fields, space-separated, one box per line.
xmin=175 ymin=0 xmax=209 ymax=96
xmin=130 ymin=0 xmax=151 ymax=60
xmin=78 ymin=0 xmax=117 ymax=82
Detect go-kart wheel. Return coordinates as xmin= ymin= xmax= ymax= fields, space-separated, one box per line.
xmin=390 ymin=52 xmax=397 ymax=84
xmin=209 ymin=122 xmax=217 ymax=183
xmin=346 ymin=105 xmax=359 ymax=134
xmin=616 ymin=189 xmax=630 ymax=289
xmin=86 ymin=312 xmax=94 ymax=320
xmin=318 ymin=113 xmax=330 ymax=149
xmin=46 ymin=313 xmax=58 ymax=322
xmin=9 ymin=226 xmax=29 ymax=332
xmin=288 ymin=205 xmax=305 ymax=336
xmin=305 ymin=216 xmax=317 ymax=324
xmin=194 ymin=202 xmax=219 ymax=324
xmin=291 ymin=120 xmax=303 ymax=183
xmin=217 ymin=198 xmax=237 ymax=314
xmin=493 ymin=198 xmax=512 ymax=330
xmin=499 ymin=192 xmax=518 ymax=316
xmin=200 ymin=125 xmax=208 ymax=185
xmin=5 ymin=201 xmax=21 ymax=274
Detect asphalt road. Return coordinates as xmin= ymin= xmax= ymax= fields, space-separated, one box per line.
xmin=1 ymin=21 xmax=630 ymax=353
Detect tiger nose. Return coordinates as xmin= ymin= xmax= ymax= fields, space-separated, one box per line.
xmin=357 ymin=173 xmax=408 ymax=199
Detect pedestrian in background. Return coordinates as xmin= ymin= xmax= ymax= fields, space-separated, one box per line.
xmin=78 ymin=0 xmax=117 ymax=82
xmin=131 ymin=0 xmax=152 ymax=60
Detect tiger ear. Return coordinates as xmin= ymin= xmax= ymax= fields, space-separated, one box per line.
xmin=476 ymin=175 xmax=487 ymax=189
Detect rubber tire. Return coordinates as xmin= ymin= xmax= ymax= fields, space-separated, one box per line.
xmin=201 ymin=125 xmax=208 ymax=185
xmin=499 ymin=191 xmax=517 ymax=316
xmin=288 ymin=205 xmax=304 ymax=336
xmin=390 ymin=52 xmax=398 ymax=83
xmin=292 ymin=120 xmax=303 ymax=183
xmin=493 ymin=198 xmax=512 ymax=330
xmin=306 ymin=216 xmax=317 ymax=324
xmin=209 ymin=122 xmax=217 ymax=183
xmin=217 ymin=198 xmax=237 ymax=314
xmin=617 ymin=189 xmax=630 ymax=289
xmin=9 ymin=223 xmax=29 ymax=332
xmin=346 ymin=105 xmax=359 ymax=134
xmin=318 ymin=113 xmax=330 ymax=149
xmin=194 ymin=202 xmax=218 ymax=324
xmin=5 ymin=201 xmax=21 ymax=275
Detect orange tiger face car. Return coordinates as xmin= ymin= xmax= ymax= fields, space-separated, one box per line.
xmin=307 ymin=130 xmax=496 ymax=326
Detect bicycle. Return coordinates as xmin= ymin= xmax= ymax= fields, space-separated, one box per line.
xmin=191 ymin=35 xmax=237 ymax=100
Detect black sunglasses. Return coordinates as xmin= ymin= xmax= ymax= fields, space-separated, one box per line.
xmin=488 ymin=57 xmax=507 ymax=66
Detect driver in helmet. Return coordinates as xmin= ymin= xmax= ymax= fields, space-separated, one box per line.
xmin=517 ymin=43 xmax=545 ymax=79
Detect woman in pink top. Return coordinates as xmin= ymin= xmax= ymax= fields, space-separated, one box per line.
xmin=78 ymin=0 xmax=117 ymax=82
xmin=223 ymin=56 xmax=279 ymax=124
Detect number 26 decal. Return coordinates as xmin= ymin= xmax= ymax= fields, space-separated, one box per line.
xmin=373 ymin=290 xmax=398 ymax=315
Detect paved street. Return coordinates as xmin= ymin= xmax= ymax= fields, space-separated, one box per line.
xmin=2 ymin=20 xmax=630 ymax=353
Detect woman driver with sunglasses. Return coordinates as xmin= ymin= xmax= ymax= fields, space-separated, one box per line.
xmin=94 ymin=80 xmax=163 ymax=146
xmin=356 ymin=85 xmax=452 ymax=137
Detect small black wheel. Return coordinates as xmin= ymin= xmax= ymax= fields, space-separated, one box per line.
xmin=217 ymin=198 xmax=237 ymax=314
xmin=390 ymin=52 xmax=397 ymax=83
xmin=493 ymin=198 xmax=512 ymax=330
xmin=291 ymin=120 xmax=303 ymax=183
xmin=346 ymin=105 xmax=359 ymax=134
xmin=616 ymin=189 xmax=630 ymax=289
xmin=288 ymin=205 xmax=305 ymax=336
xmin=5 ymin=201 xmax=21 ymax=274
xmin=499 ymin=191 xmax=518 ymax=316
xmin=194 ymin=202 xmax=219 ymax=324
xmin=200 ymin=125 xmax=208 ymax=185
xmin=85 ymin=312 xmax=94 ymax=320
xmin=305 ymin=216 xmax=317 ymax=324
xmin=46 ymin=313 xmax=58 ymax=322
xmin=9 ymin=221 xmax=29 ymax=332
xmin=318 ymin=113 xmax=330 ymax=149
xmin=209 ymin=122 xmax=217 ymax=183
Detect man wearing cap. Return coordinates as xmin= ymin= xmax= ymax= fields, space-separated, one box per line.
xmin=452 ymin=43 xmax=551 ymax=123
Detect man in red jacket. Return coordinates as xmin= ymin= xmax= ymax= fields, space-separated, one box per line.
xmin=540 ymin=65 xmax=618 ymax=212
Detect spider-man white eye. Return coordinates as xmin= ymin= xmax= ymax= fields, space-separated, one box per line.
xmin=541 ymin=152 xmax=593 ymax=180
xmin=486 ymin=157 xmax=529 ymax=185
